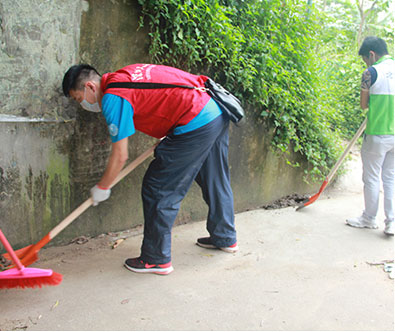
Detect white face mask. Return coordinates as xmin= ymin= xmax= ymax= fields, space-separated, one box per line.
xmin=80 ymin=87 xmax=101 ymax=113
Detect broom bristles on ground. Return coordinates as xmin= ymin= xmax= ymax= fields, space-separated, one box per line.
xmin=0 ymin=269 xmax=63 ymax=289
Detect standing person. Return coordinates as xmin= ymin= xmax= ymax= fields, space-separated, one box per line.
xmin=346 ymin=36 xmax=394 ymax=236
xmin=62 ymin=64 xmax=238 ymax=275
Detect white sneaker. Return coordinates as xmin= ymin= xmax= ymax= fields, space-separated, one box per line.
xmin=384 ymin=221 xmax=394 ymax=236
xmin=346 ymin=216 xmax=378 ymax=229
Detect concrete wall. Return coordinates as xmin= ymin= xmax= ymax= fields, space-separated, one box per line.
xmin=0 ymin=0 xmax=314 ymax=249
xmin=0 ymin=0 xmax=83 ymax=248
xmin=0 ymin=0 xmax=83 ymax=120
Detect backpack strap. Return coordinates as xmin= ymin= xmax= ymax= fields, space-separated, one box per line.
xmin=106 ymin=82 xmax=197 ymax=90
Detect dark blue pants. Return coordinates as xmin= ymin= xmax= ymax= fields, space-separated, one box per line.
xmin=140 ymin=115 xmax=236 ymax=264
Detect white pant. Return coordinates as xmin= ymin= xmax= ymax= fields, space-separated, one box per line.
xmin=361 ymin=135 xmax=394 ymax=222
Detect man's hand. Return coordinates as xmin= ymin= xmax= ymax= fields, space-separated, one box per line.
xmin=90 ymin=185 xmax=111 ymax=206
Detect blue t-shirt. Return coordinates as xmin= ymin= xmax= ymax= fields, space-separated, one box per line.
xmin=101 ymin=94 xmax=222 ymax=142
xmin=173 ymin=98 xmax=222 ymax=135
xmin=102 ymin=94 xmax=135 ymax=143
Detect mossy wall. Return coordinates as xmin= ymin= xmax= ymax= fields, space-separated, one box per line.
xmin=0 ymin=121 xmax=73 ymax=248
xmin=0 ymin=0 xmax=314 ymax=250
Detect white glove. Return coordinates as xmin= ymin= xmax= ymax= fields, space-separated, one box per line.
xmin=90 ymin=185 xmax=111 ymax=206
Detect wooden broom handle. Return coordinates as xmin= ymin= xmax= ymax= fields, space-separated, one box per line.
xmin=49 ymin=140 xmax=161 ymax=239
xmin=326 ymin=118 xmax=367 ymax=184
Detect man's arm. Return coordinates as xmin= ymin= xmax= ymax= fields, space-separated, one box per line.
xmin=360 ymin=68 xmax=373 ymax=110
xmin=90 ymin=93 xmax=134 ymax=205
xmin=98 ymin=137 xmax=129 ymax=188
xmin=360 ymin=90 xmax=369 ymax=110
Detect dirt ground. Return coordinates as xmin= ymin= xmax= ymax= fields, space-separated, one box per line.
xmin=0 ymin=151 xmax=394 ymax=331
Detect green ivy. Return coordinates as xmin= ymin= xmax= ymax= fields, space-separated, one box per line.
xmin=136 ymin=0 xmax=367 ymax=182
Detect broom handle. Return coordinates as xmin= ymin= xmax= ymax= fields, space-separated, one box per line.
xmin=108 ymin=140 xmax=160 ymax=189
xmin=50 ymin=140 xmax=160 ymax=239
xmin=0 ymin=229 xmax=24 ymax=271
xmin=326 ymin=117 xmax=367 ymax=184
xmin=32 ymin=140 xmax=161 ymax=250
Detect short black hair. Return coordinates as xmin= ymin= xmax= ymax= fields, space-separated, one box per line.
xmin=358 ymin=36 xmax=388 ymax=57
xmin=62 ymin=64 xmax=101 ymax=97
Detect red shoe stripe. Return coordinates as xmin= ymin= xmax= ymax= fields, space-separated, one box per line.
xmin=144 ymin=262 xmax=172 ymax=269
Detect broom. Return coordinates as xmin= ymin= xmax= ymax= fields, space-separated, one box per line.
xmin=1 ymin=140 xmax=161 ymax=268
xmin=0 ymin=229 xmax=62 ymax=289
xmin=296 ymin=118 xmax=367 ymax=211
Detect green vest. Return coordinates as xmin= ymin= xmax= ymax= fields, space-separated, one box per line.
xmin=366 ymin=55 xmax=394 ymax=135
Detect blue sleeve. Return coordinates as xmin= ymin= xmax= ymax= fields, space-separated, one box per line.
xmin=368 ymin=67 xmax=377 ymax=86
xmin=102 ymin=93 xmax=135 ymax=143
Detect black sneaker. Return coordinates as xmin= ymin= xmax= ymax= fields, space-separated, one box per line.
xmin=124 ymin=257 xmax=174 ymax=275
xmin=196 ymin=237 xmax=239 ymax=253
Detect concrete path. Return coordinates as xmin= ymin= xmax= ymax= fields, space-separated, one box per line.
xmin=1 ymin=152 xmax=394 ymax=331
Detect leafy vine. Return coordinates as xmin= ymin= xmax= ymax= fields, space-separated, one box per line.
xmin=136 ymin=0 xmax=381 ymax=182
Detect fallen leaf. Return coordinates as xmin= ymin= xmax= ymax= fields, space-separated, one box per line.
xmin=112 ymin=238 xmax=125 ymax=249
xmin=70 ymin=236 xmax=89 ymax=245
xmin=51 ymin=300 xmax=59 ymax=311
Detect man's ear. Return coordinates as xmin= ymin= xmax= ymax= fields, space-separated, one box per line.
xmin=369 ymin=51 xmax=377 ymax=64
xmin=85 ymin=80 xmax=97 ymax=92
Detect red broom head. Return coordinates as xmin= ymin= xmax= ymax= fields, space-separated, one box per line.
xmin=0 ymin=267 xmax=63 ymax=289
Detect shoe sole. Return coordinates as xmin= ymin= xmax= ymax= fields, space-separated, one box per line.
xmin=384 ymin=231 xmax=394 ymax=236
xmin=220 ymin=245 xmax=239 ymax=253
xmin=346 ymin=222 xmax=378 ymax=229
xmin=196 ymin=242 xmax=239 ymax=253
xmin=124 ymin=263 xmax=174 ymax=275
xmin=196 ymin=242 xmax=217 ymax=249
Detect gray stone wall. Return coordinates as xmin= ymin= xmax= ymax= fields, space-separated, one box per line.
xmin=0 ymin=121 xmax=73 ymax=248
xmin=0 ymin=0 xmax=84 ymax=247
xmin=0 ymin=0 xmax=85 ymax=119
xmin=0 ymin=0 xmax=314 ymax=249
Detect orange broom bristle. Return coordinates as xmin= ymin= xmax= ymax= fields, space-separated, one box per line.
xmin=0 ymin=229 xmax=62 ymax=289
xmin=0 ymin=267 xmax=63 ymax=289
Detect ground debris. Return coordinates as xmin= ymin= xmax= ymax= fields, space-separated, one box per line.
xmin=0 ymin=255 xmax=11 ymax=271
xmin=262 ymin=193 xmax=309 ymax=210
xmin=69 ymin=236 xmax=90 ymax=245
xmin=366 ymin=259 xmax=394 ymax=266
xmin=383 ymin=263 xmax=394 ymax=279
xmin=0 ymin=319 xmax=29 ymax=331
xmin=112 ymin=238 xmax=125 ymax=249
xmin=51 ymin=300 xmax=60 ymax=311
xmin=366 ymin=260 xmax=394 ymax=279
xmin=107 ymin=226 xmax=144 ymax=240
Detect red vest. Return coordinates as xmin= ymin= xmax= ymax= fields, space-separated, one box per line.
xmin=100 ymin=64 xmax=211 ymax=138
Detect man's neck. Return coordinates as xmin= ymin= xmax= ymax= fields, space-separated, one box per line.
xmin=98 ymin=78 xmax=104 ymax=104
xmin=374 ymin=54 xmax=392 ymax=65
